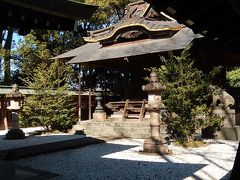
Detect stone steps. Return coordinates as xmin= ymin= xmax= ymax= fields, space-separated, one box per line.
xmin=71 ymin=119 xmax=168 ymax=139
xmin=72 ymin=120 xmax=151 ymax=139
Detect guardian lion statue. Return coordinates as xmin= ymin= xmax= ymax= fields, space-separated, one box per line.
xmin=209 ymin=85 xmax=235 ymax=109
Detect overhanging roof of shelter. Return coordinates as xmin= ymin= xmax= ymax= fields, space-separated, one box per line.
xmin=64 ymin=27 xmax=200 ymax=65
xmin=54 ymin=1 xmax=201 ymax=66
xmin=145 ymin=0 xmax=240 ymax=54
xmin=0 ymin=0 xmax=98 ymax=32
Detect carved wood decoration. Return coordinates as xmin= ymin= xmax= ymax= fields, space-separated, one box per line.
xmin=83 ymin=1 xmax=183 ymax=46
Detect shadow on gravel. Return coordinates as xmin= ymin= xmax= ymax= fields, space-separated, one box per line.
xmin=14 ymin=142 xmax=207 ymax=180
xmin=0 ymin=135 xmax=105 ymax=160
xmin=0 ymin=135 xmax=105 ymax=179
xmin=221 ymin=170 xmax=231 ymax=180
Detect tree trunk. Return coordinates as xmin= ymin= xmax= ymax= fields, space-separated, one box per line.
xmin=230 ymin=141 xmax=240 ymax=179
xmin=3 ymin=28 xmax=14 ymax=85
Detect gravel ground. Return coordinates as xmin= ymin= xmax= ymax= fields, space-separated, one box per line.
xmin=0 ymin=127 xmax=84 ymax=151
xmin=13 ymin=138 xmax=238 ymax=180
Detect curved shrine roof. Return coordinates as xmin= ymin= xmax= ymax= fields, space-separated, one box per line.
xmin=83 ymin=1 xmax=184 ymax=45
xmin=53 ymin=1 xmax=201 ymax=67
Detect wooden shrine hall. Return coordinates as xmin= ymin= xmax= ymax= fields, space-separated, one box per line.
xmin=54 ymin=0 xmax=240 ymax=104
xmin=54 ymin=1 xmax=240 ymax=138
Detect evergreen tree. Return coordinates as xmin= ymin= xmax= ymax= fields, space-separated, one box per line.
xmin=227 ymin=67 xmax=240 ymax=87
xmin=150 ymin=45 xmax=222 ymax=142
xmin=21 ymin=60 xmax=76 ymax=132
xmin=80 ymin=0 xmax=137 ymax=30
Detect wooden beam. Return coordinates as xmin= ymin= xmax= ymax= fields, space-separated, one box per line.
xmin=181 ymin=0 xmax=224 ymax=22
xmin=88 ymin=88 xmax=92 ymax=120
xmin=78 ymin=72 xmax=82 ymax=122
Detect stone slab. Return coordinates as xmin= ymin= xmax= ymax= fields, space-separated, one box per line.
xmin=72 ymin=120 xmax=153 ymax=139
xmin=131 ymin=128 xmax=150 ymax=134
xmin=104 ymin=122 xmax=121 ymax=127
xmin=86 ymin=125 xmax=103 ymax=131
xmin=0 ymin=137 xmax=105 ymax=160
xmin=0 ymin=160 xmax=58 ymax=180
xmin=93 ymin=112 xmax=107 ymax=121
xmin=121 ymin=122 xmax=140 ymax=127
xmin=130 ymin=133 xmax=150 ymax=139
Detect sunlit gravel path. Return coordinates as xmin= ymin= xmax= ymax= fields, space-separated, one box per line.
xmin=13 ymin=138 xmax=238 ymax=180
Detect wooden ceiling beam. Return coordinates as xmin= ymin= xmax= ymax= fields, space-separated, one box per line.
xmin=180 ymin=0 xmax=225 ymax=23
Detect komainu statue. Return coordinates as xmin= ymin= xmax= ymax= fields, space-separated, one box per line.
xmin=209 ymin=85 xmax=235 ymax=109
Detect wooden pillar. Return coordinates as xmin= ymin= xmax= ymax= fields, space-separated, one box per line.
xmin=88 ymin=88 xmax=92 ymax=120
xmin=78 ymin=72 xmax=82 ymax=122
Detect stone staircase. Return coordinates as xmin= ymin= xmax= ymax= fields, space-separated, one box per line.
xmin=72 ymin=120 xmax=150 ymax=139
xmin=71 ymin=119 xmax=168 ymax=139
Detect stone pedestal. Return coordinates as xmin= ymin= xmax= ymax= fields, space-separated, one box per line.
xmin=143 ymin=139 xmax=170 ymax=154
xmin=212 ymin=107 xmax=236 ymax=128
xmin=6 ymin=112 xmax=25 ymax=140
xmin=143 ymin=103 xmax=170 ymax=154
xmin=108 ymin=111 xmax=123 ymax=121
xmin=11 ymin=112 xmax=20 ymax=129
xmin=212 ymin=106 xmax=239 ymax=140
xmin=93 ymin=112 xmax=107 ymax=121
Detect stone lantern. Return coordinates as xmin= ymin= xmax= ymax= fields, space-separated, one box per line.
xmin=93 ymin=84 xmax=106 ymax=121
xmin=142 ymin=72 xmax=171 ymax=154
xmin=5 ymin=84 xmax=25 ymax=140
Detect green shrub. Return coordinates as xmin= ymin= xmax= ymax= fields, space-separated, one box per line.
xmin=20 ymin=61 xmax=76 ymax=132
xmin=147 ymin=45 xmax=223 ymax=142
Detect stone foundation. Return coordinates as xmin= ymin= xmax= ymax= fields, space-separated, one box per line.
xmin=93 ymin=112 xmax=107 ymax=121
xmin=72 ymin=120 xmax=153 ymax=139
xmin=143 ymin=138 xmax=171 ymax=154
xmin=212 ymin=107 xmax=235 ymax=128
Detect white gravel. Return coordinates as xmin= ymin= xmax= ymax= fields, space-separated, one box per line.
xmin=0 ymin=127 xmax=85 ymax=151
xmin=13 ymin=138 xmax=238 ymax=180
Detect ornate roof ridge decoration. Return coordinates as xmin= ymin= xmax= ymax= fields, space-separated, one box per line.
xmin=83 ymin=1 xmax=184 ymax=45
